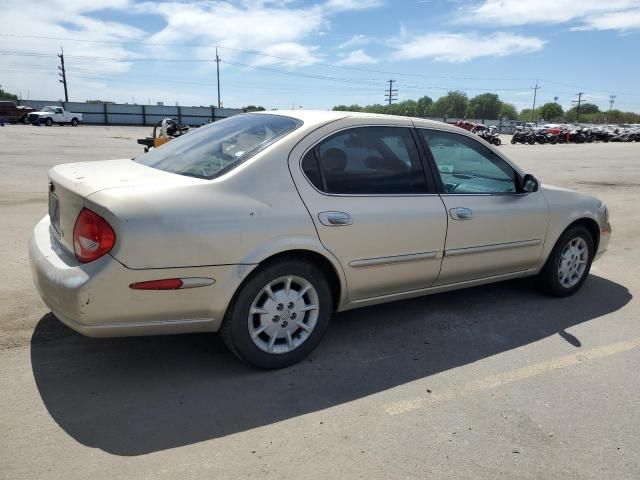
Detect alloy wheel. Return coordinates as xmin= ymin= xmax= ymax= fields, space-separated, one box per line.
xmin=557 ymin=237 xmax=589 ymax=288
xmin=248 ymin=275 xmax=319 ymax=354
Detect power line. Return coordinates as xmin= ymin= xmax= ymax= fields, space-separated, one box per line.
xmin=0 ymin=33 xmax=538 ymax=82
xmin=1 ymin=37 xmax=639 ymax=99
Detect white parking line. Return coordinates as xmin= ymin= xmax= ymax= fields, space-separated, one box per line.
xmin=384 ymin=337 xmax=640 ymax=416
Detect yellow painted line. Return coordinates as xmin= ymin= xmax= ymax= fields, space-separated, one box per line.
xmin=384 ymin=337 xmax=640 ymax=416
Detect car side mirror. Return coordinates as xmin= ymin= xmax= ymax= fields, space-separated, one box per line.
xmin=522 ymin=173 xmax=539 ymax=193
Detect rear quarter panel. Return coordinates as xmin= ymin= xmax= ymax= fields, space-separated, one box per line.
xmin=85 ymin=129 xmax=336 ymax=272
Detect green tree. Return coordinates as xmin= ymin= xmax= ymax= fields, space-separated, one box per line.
xmin=538 ymin=102 xmax=564 ymax=121
xmin=518 ymin=108 xmax=538 ymax=122
xmin=565 ymin=103 xmax=600 ymax=122
xmin=499 ymin=103 xmax=518 ymax=120
xmin=466 ymin=93 xmax=502 ymax=120
xmin=430 ymin=90 xmax=469 ymax=118
xmin=391 ymin=99 xmax=417 ymax=116
xmin=332 ymin=104 xmax=362 ymax=112
xmin=415 ymin=95 xmax=433 ymax=117
xmin=0 ymin=87 xmax=18 ymax=101
xmin=362 ymin=104 xmax=387 ymax=114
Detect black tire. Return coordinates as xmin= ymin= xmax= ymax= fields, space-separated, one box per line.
xmin=71 ymin=118 xmax=78 ymax=127
xmin=45 ymin=118 xmax=53 ymax=127
xmin=510 ymin=137 xmax=517 ymax=144
xmin=538 ymin=225 xmax=595 ymax=297
xmin=527 ymin=137 xmax=535 ymax=145
xmin=221 ymin=259 xmax=333 ymax=369
xmin=493 ymin=137 xmax=502 ymax=146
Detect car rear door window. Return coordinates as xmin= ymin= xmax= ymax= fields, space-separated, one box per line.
xmin=419 ymin=129 xmax=517 ymax=194
xmin=136 ymin=113 xmax=302 ymax=179
xmin=302 ymin=127 xmax=428 ymax=195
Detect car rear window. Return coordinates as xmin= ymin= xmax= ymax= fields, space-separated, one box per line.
xmin=135 ymin=114 xmax=302 ymax=179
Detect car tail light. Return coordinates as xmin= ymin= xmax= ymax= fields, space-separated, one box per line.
xmin=73 ymin=208 xmax=116 ymax=263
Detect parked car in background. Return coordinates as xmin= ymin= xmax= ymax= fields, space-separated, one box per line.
xmin=0 ymin=101 xmax=34 ymax=123
xmin=27 ymin=106 xmax=82 ymax=126
xmin=30 ymin=111 xmax=611 ymax=369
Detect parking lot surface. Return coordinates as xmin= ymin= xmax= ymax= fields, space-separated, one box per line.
xmin=1 ymin=125 xmax=639 ymax=479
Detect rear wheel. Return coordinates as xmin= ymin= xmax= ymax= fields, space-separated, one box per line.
xmin=221 ymin=259 xmax=332 ymax=369
xmin=538 ymin=225 xmax=594 ymax=297
xmin=71 ymin=118 xmax=78 ymax=127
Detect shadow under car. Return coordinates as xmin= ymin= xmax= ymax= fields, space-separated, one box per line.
xmin=30 ymin=274 xmax=631 ymax=456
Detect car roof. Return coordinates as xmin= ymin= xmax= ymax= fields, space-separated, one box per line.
xmin=255 ymin=109 xmax=463 ymax=133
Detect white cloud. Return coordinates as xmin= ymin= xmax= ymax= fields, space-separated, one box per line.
xmin=0 ymin=1 xmax=146 ymax=101
xmin=394 ymin=32 xmax=545 ymax=62
xmin=338 ymin=34 xmax=370 ymax=49
xmin=464 ymin=0 xmax=640 ymax=30
xmin=254 ymin=43 xmax=321 ymax=67
xmin=337 ymin=49 xmax=378 ymax=65
xmin=0 ymin=0 xmax=384 ymax=102
xmin=139 ymin=1 xmax=326 ymax=52
xmin=574 ymin=8 xmax=640 ymax=31
xmin=324 ymin=0 xmax=383 ymax=12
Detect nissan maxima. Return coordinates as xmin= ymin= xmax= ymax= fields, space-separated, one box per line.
xmin=29 ymin=111 xmax=611 ymax=368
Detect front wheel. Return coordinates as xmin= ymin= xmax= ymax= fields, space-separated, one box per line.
xmin=45 ymin=118 xmax=53 ymax=127
xmin=221 ymin=259 xmax=333 ymax=369
xmin=538 ymin=225 xmax=594 ymax=297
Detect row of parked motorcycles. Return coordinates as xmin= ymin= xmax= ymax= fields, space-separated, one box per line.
xmin=511 ymin=126 xmax=640 ymax=145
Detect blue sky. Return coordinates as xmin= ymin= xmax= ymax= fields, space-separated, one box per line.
xmin=2 ymin=0 xmax=640 ymax=113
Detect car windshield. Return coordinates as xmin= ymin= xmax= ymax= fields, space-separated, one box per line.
xmin=42 ymin=107 xmax=54 ymax=112
xmin=135 ymin=114 xmax=302 ymax=179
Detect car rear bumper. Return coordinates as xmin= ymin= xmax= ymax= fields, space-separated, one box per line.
xmin=29 ymin=216 xmax=255 ymax=337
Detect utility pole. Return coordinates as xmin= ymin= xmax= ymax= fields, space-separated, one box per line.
xmin=215 ymin=48 xmax=221 ymax=108
xmin=572 ymin=92 xmax=584 ymax=123
xmin=384 ymin=79 xmax=397 ymax=114
xmin=607 ymin=94 xmax=616 ymax=123
xmin=57 ymin=47 xmax=68 ymax=102
xmin=554 ymin=96 xmax=559 ymax=104
xmin=530 ymin=80 xmax=540 ymax=122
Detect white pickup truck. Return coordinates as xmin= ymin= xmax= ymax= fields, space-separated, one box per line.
xmin=27 ymin=106 xmax=82 ymax=126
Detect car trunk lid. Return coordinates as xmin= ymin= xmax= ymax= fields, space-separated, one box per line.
xmin=48 ymin=159 xmax=204 ymax=254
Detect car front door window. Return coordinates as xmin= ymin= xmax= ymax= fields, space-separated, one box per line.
xmin=420 ymin=130 xmax=517 ymax=194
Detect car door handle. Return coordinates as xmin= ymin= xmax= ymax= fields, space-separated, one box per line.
xmin=318 ymin=211 xmax=353 ymax=226
xmin=449 ymin=207 xmax=473 ymax=220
